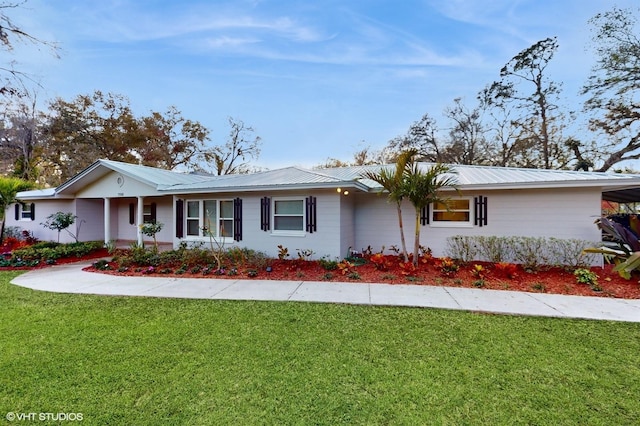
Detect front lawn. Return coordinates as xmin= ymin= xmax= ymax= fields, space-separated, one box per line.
xmin=2 ymin=271 xmax=639 ymax=424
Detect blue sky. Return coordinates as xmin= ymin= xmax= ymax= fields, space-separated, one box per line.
xmin=12 ymin=0 xmax=640 ymax=169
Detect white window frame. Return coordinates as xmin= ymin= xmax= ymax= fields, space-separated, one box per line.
xmin=185 ymin=199 xmax=234 ymax=239
xmin=430 ymin=197 xmax=474 ymax=228
xmin=272 ymin=197 xmax=305 ymax=236
xmin=19 ymin=203 xmax=32 ymax=221
xmin=143 ymin=204 xmax=153 ymax=224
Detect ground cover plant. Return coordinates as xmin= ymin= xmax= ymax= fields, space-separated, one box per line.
xmin=0 ymin=240 xmax=106 ymax=268
xmin=1 ymin=270 xmax=639 ymax=424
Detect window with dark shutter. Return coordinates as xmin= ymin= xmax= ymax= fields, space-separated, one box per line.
xmin=260 ymin=197 xmax=271 ymax=231
xmin=233 ymin=198 xmax=242 ymax=241
xmin=14 ymin=203 xmax=19 ymax=221
xmin=30 ymin=203 xmax=35 ymax=221
xmin=175 ymin=199 xmax=184 ymax=238
xmin=129 ymin=203 xmax=135 ymax=225
xmin=305 ymin=196 xmax=317 ymax=233
xmin=474 ymin=196 xmax=488 ymax=227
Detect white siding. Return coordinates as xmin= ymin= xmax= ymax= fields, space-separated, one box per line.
xmin=339 ymin=194 xmax=356 ymax=259
xmin=76 ymin=171 xmax=159 ymax=198
xmin=75 ymin=199 xmax=104 ymax=241
xmin=6 ymin=199 xmax=77 ymax=243
xmin=355 ymin=187 xmax=602 ymax=258
xmin=172 ymin=190 xmax=344 ymax=259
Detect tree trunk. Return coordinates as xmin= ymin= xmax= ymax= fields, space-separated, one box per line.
xmin=396 ymin=203 xmax=409 ymax=263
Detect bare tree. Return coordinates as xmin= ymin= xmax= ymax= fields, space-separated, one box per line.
xmin=581 ymin=7 xmax=640 ymax=171
xmin=386 ymin=113 xmax=447 ymax=162
xmin=0 ymin=1 xmax=59 ymax=97
xmin=484 ymin=37 xmax=571 ymax=169
xmin=443 ymin=98 xmax=491 ymax=165
xmin=0 ymin=90 xmax=43 ymax=179
xmin=206 ymin=117 xmax=262 ymax=175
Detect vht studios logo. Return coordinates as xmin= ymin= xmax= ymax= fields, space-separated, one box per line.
xmin=6 ymin=412 xmax=84 ymax=421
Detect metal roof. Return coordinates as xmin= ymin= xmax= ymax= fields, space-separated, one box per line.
xmin=320 ymin=163 xmax=640 ymax=189
xmin=55 ymin=159 xmax=212 ymax=195
xmin=161 ymin=166 xmax=370 ymax=193
xmin=16 ymin=159 xmax=640 ymax=200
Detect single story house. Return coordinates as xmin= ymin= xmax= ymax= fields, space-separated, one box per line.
xmin=7 ymin=159 xmax=640 ymax=262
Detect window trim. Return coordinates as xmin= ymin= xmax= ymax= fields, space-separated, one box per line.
xmin=429 ymin=197 xmax=474 ymax=228
xmin=271 ymin=197 xmax=306 ymax=236
xmin=18 ymin=202 xmax=34 ymax=221
xmin=184 ymin=198 xmax=236 ymax=240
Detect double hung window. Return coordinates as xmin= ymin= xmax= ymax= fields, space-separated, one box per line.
xmin=186 ymin=199 xmax=234 ymax=238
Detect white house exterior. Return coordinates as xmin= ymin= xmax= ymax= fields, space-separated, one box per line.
xmin=7 ymin=159 xmax=640 ymax=261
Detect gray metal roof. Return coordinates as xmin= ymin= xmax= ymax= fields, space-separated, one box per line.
xmin=320 ymin=163 xmax=640 ymax=191
xmin=17 ymin=159 xmax=640 ymax=200
xmin=161 ymin=166 xmax=369 ymax=193
xmin=55 ymin=159 xmax=212 ymax=195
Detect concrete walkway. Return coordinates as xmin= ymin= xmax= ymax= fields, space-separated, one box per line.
xmin=9 ymin=261 xmax=640 ymax=323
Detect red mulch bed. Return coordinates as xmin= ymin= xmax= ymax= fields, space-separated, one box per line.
xmin=81 ymin=255 xmax=640 ymax=300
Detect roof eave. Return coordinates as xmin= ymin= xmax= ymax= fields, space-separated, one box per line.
xmin=159 ymin=181 xmax=370 ymax=194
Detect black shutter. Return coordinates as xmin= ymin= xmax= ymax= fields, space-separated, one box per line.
xmin=150 ymin=202 xmax=157 ymax=223
xmin=14 ymin=203 xmax=19 ymax=221
xmin=260 ymin=197 xmax=271 ymax=231
xmin=129 ymin=203 xmax=135 ymax=225
xmin=30 ymin=203 xmax=35 ymax=221
xmin=474 ymin=196 xmax=488 ymax=227
xmin=233 ymin=198 xmax=242 ymax=241
xmin=305 ymin=196 xmax=317 ymax=233
xmin=420 ymin=204 xmax=430 ymax=225
xmin=176 ymin=199 xmax=184 ymax=238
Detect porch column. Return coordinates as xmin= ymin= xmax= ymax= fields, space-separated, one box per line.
xmin=104 ymin=197 xmax=111 ymax=246
xmin=137 ymin=196 xmax=144 ymax=246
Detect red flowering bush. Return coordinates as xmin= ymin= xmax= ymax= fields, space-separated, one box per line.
xmin=495 ymin=262 xmax=518 ymax=279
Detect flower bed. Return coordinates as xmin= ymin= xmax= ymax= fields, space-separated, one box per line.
xmin=83 ymin=249 xmax=640 ymax=299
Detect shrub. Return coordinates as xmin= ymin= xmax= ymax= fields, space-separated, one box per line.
xmin=369 ymin=253 xmax=390 ymax=271
xmin=277 ymin=245 xmax=289 ymax=260
xmin=494 ymin=262 xmax=518 ymax=279
xmin=475 ymin=236 xmax=512 ymax=263
xmin=439 ymin=257 xmax=459 ymax=277
xmin=40 ymin=212 xmax=79 ymax=242
xmin=574 ymin=268 xmax=601 ymax=291
xmin=445 ymin=236 xmax=478 ymax=263
xmin=139 ymin=222 xmax=164 ymax=251
xmin=319 ymin=257 xmax=338 ymax=271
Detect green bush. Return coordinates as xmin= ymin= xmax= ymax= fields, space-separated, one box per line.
xmin=11 ymin=241 xmax=103 ymax=261
xmin=319 ymin=257 xmax=338 ymax=271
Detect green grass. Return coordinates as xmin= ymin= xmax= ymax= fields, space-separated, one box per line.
xmin=1 ymin=270 xmax=640 ymax=425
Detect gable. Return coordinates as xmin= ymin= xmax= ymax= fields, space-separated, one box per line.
xmin=76 ymin=171 xmax=159 ymax=198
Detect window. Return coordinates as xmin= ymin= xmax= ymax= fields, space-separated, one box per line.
xmin=431 ymin=198 xmax=472 ymax=227
xmin=143 ymin=205 xmax=153 ymax=223
xmin=273 ymin=199 xmax=304 ymax=231
xmin=186 ymin=201 xmax=200 ymax=236
xmin=15 ymin=203 xmax=34 ymax=221
xmin=21 ymin=203 xmax=32 ymax=220
xmin=185 ymin=199 xmax=236 ymax=238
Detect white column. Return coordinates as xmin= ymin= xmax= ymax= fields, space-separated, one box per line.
xmin=104 ymin=197 xmax=111 ymax=246
xmin=137 ymin=196 xmax=144 ymax=246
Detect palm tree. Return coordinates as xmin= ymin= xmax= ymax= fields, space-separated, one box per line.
xmin=0 ymin=176 xmax=35 ymax=245
xmin=403 ymin=160 xmax=458 ymax=266
xmin=360 ymin=149 xmax=416 ymax=262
